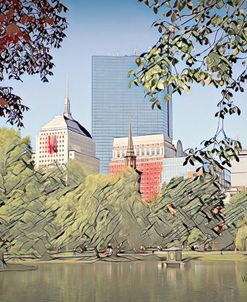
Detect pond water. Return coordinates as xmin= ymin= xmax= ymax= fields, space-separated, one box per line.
xmin=0 ymin=261 xmax=247 ymax=302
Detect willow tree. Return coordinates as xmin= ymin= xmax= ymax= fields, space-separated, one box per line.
xmin=0 ymin=128 xmax=33 ymax=265
xmin=0 ymin=128 xmax=68 ymax=264
xmin=143 ymin=175 xmax=226 ymax=249
xmin=49 ymin=168 xmax=148 ymax=256
xmin=225 ymin=189 xmax=247 ymax=250
xmin=131 ymin=0 xmax=246 ymax=168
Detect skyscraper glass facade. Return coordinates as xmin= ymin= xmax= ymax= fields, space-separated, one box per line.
xmin=92 ymin=55 xmax=173 ymax=174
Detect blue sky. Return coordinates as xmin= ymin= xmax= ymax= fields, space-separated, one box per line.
xmin=1 ymin=0 xmax=246 ymax=150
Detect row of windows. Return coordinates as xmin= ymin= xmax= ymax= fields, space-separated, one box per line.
xmin=40 ymin=132 xmax=66 ymax=136
xmin=39 ymin=149 xmax=65 ymax=154
xmin=114 ymin=148 xmax=164 ymax=158
xmin=40 ymin=154 xmax=65 ymax=158
xmin=111 ymin=162 xmax=162 ymax=167
xmin=40 ymin=137 xmax=65 ymax=142
xmin=115 ymin=143 xmax=163 ymax=148
xmin=40 ymin=145 xmax=65 ymax=149
xmin=39 ymin=158 xmax=65 ymax=164
xmin=40 ymin=142 xmax=65 ymax=147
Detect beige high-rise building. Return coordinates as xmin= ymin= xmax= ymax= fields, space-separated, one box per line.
xmin=34 ymin=97 xmax=99 ymax=171
xmin=230 ymin=149 xmax=247 ymax=188
xmin=224 ymin=149 xmax=247 ymax=203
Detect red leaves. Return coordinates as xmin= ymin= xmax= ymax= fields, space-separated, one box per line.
xmin=43 ymin=17 xmax=56 ymax=26
xmin=21 ymin=32 xmax=31 ymax=42
xmin=0 ymin=0 xmax=68 ymax=126
xmin=0 ymin=7 xmax=16 ymax=23
xmin=0 ymin=15 xmax=5 ymax=22
xmin=20 ymin=14 xmax=30 ymax=24
xmin=0 ymin=0 xmax=68 ymax=81
xmin=0 ymin=98 xmax=8 ymax=106
xmin=0 ymin=87 xmax=29 ymax=127
xmin=6 ymin=23 xmax=20 ymax=35
xmin=5 ymin=8 xmax=15 ymax=20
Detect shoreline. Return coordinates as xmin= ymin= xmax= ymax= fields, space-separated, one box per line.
xmin=0 ymin=263 xmax=37 ymax=272
xmin=4 ymin=251 xmax=247 ymax=266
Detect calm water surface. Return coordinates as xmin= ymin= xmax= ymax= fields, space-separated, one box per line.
xmin=0 ymin=261 xmax=247 ymax=302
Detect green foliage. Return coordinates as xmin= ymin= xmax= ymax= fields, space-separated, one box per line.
xmin=0 ymin=128 xmax=32 ymax=200
xmin=132 ymin=0 xmax=247 ymax=168
xmin=2 ymin=128 xmax=247 ymax=256
xmin=187 ymin=228 xmax=204 ymax=246
xmin=144 ymin=175 xmax=225 ymax=248
xmin=66 ymin=159 xmax=97 ymax=186
xmin=235 ymin=223 xmax=247 ymax=251
xmin=0 ymin=128 xmax=67 ymax=257
xmin=225 ymin=189 xmax=247 ymax=250
xmin=225 ymin=189 xmax=247 ymax=226
xmin=49 ymin=168 xmax=148 ymax=252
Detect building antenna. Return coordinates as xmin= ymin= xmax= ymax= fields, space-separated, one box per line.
xmin=64 ymin=75 xmax=72 ymax=118
xmin=66 ymin=74 xmax=69 ymax=98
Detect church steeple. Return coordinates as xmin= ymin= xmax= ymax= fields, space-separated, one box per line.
xmin=125 ymin=123 xmax=136 ymax=169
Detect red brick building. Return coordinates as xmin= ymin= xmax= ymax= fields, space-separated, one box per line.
xmin=109 ymin=127 xmax=184 ymax=201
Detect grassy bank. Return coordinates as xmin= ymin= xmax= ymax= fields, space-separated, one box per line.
xmin=5 ymin=251 xmax=247 ymax=266
xmin=182 ymin=251 xmax=247 ymax=261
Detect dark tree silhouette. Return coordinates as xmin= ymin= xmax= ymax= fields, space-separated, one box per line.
xmin=0 ymin=0 xmax=68 ymax=126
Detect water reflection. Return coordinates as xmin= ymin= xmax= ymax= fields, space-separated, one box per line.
xmin=0 ymin=261 xmax=246 ymax=302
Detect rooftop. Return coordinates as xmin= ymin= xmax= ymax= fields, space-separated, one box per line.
xmin=40 ymin=97 xmax=92 ymax=139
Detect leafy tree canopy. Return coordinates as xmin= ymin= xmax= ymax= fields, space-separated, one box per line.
xmin=0 ymin=0 xmax=68 ymax=126
xmin=131 ymin=0 xmax=247 ymax=168
xmin=1 ymin=129 xmax=247 ymax=258
xmin=0 ymin=128 xmax=67 ymax=259
xmin=225 ymin=188 xmax=247 ymax=250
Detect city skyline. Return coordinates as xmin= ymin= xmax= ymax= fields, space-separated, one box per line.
xmin=92 ymin=55 xmax=173 ymax=173
xmin=0 ymin=0 xmax=246 ymax=152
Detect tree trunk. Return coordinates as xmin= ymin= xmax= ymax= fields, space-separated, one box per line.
xmin=0 ymin=250 xmax=6 ymax=269
xmin=94 ymin=247 xmax=100 ymax=259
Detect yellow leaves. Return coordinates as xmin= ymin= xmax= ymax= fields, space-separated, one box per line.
xmin=165 ymin=94 xmax=171 ymax=102
xmin=183 ymin=84 xmax=190 ymax=94
xmin=169 ymin=25 xmax=175 ymax=33
xmin=157 ymin=79 xmax=165 ymax=90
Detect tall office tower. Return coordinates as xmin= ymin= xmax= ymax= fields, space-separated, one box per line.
xmin=92 ymin=55 xmax=173 ymax=174
xmin=35 ymin=97 xmax=100 ymax=171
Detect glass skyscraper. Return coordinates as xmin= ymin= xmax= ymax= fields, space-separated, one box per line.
xmin=92 ymin=55 xmax=173 ymax=174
